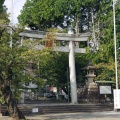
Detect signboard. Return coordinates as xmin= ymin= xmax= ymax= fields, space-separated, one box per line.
xmin=99 ymin=86 xmax=111 ymax=94
xmin=45 ymin=33 xmax=54 ymax=48
xmin=114 ymin=89 xmax=120 ymax=109
xmin=45 ymin=40 xmax=54 ymax=48
xmin=32 ymin=108 xmax=38 ymax=113
xmin=53 ymin=87 xmax=57 ymax=93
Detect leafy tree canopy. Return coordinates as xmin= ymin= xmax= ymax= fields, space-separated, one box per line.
xmin=88 ymin=0 xmax=120 ymax=84
xmin=18 ymin=0 xmax=92 ymax=32
xmin=0 ymin=0 xmax=5 ymax=12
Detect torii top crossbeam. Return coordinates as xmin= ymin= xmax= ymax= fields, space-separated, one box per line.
xmin=19 ymin=30 xmax=90 ymax=53
xmin=19 ymin=30 xmax=90 ymax=41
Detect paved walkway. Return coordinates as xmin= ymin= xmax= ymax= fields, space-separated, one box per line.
xmin=0 ymin=111 xmax=120 ymax=120
xmin=26 ymin=111 xmax=120 ymax=120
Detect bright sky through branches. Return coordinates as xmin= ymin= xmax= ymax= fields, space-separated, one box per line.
xmin=4 ymin=0 xmax=26 ymax=25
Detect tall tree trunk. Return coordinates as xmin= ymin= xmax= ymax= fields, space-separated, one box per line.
xmin=75 ymin=14 xmax=79 ymax=47
xmin=3 ymin=86 xmax=25 ymax=120
xmin=75 ymin=14 xmax=79 ymax=35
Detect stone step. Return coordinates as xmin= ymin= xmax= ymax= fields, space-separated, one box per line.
xmin=42 ymin=104 xmax=113 ymax=114
xmin=24 ymin=99 xmax=67 ymax=104
xmin=1 ymin=104 xmax=114 ymax=116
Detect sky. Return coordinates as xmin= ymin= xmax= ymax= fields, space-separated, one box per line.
xmin=4 ymin=0 xmax=26 ymax=25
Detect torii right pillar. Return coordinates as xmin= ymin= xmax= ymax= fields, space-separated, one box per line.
xmin=68 ymin=29 xmax=90 ymax=104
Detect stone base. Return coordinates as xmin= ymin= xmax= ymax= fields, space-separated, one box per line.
xmin=18 ymin=99 xmax=24 ymax=104
xmin=87 ymin=82 xmax=98 ymax=92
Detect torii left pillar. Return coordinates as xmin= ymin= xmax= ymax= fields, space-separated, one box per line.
xmin=69 ymin=40 xmax=78 ymax=104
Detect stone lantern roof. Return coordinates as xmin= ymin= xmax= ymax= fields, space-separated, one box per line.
xmin=81 ymin=61 xmax=96 ymax=70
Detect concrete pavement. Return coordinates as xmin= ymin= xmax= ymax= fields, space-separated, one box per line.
xmin=0 ymin=111 xmax=120 ymax=120
xmin=26 ymin=111 xmax=120 ymax=120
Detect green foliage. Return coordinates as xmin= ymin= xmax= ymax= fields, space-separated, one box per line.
xmin=0 ymin=13 xmax=46 ymax=103
xmin=87 ymin=0 xmax=120 ymax=85
xmin=18 ymin=0 xmax=89 ymax=32
xmin=0 ymin=0 xmax=5 ymax=12
xmin=18 ymin=0 xmax=65 ymax=30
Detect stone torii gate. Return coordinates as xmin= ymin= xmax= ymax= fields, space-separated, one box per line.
xmin=19 ymin=30 xmax=90 ymax=104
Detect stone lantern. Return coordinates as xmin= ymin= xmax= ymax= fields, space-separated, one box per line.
xmin=86 ymin=66 xmax=98 ymax=92
xmin=82 ymin=61 xmax=98 ymax=93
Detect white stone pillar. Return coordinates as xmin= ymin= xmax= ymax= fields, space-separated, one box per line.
xmin=20 ymin=92 xmax=25 ymax=104
xmin=69 ymin=40 xmax=78 ymax=104
xmin=0 ymin=104 xmax=2 ymax=116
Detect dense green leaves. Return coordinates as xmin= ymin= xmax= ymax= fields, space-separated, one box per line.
xmin=88 ymin=0 xmax=120 ymax=85
xmin=18 ymin=0 xmax=90 ymax=32
xmin=18 ymin=0 xmax=65 ymax=30
xmin=0 ymin=0 xmax=5 ymax=12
